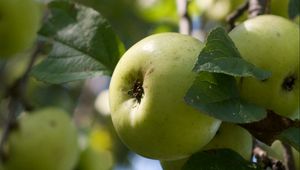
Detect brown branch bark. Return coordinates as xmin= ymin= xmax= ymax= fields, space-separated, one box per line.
xmin=253 ymin=142 xmax=286 ymax=170
xmin=248 ymin=0 xmax=270 ymax=18
xmin=282 ymin=142 xmax=296 ymax=170
xmin=240 ymin=110 xmax=299 ymax=145
xmin=176 ymin=0 xmax=192 ymax=35
xmin=227 ymin=0 xmax=249 ymax=31
xmin=0 ymin=42 xmax=43 ymax=162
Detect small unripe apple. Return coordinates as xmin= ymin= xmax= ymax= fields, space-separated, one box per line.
xmin=270 ymin=0 xmax=289 ymax=18
xmin=109 ymin=33 xmax=221 ymax=160
xmin=75 ymin=147 xmax=113 ymax=170
xmin=0 ymin=0 xmax=41 ymax=58
xmin=203 ymin=123 xmax=252 ymax=160
xmin=196 ymin=0 xmax=244 ymax=21
xmin=160 ymin=123 xmax=252 ymax=170
xmin=271 ymin=140 xmax=299 ymax=170
xmin=229 ymin=15 xmax=299 ymax=120
xmin=3 ymin=108 xmax=79 ymax=170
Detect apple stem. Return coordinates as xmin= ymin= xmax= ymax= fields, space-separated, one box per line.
xmin=176 ymin=0 xmax=192 ymax=35
xmin=0 ymin=41 xmax=44 ymax=163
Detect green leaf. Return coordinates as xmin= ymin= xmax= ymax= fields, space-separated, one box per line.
xmin=182 ymin=149 xmax=262 ymax=170
xmin=185 ymin=72 xmax=267 ymax=123
xmin=31 ymin=1 xmax=124 ymax=84
xmin=193 ymin=27 xmax=271 ymax=81
xmin=289 ymin=0 xmax=300 ymax=19
xmin=185 ymin=27 xmax=268 ymax=123
xmin=278 ymin=127 xmax=300 ymax=152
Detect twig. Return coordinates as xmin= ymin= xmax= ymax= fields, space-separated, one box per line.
xmin=0 ymin=42 xmax=44 ymax=162
xmin=248 ymin=0 xmax=269 ymax=18
xmin=176 ymin=0 xmax=192 ymax=35
xmin=253 ymin=144 xmax=285 ymax=170
xmin=226 ymin=0 xmax=249 ymax=31
xmin=282 ymin=142 xmax=296 ymax=170
xmin=240 ymin=110 xmax=299 ymax=145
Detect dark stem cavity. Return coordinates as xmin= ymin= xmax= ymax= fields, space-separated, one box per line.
xmin=128 ymin=79 xmax=144 ymax=103
xmin=282 ymin=75 xmax=296 ymax=92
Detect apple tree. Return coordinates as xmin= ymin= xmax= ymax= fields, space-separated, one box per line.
xmin=0 ymin=0 xmax=299 ymax=170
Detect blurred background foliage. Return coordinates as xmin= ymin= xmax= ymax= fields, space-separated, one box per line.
xmin=0 ymin=0 xmax=295 ymax=169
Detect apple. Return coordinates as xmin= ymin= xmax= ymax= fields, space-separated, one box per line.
xmin=203 ymin=123 xmax=253 ymax=160
xmin=0 ymin=0 xmax=41 ymax=58
xmin=135 ymin=0 xmax=178 ymax=23
xmin=75 ymin=147 xmax=113 ymax=170
xmin=229 ymin=15 xmax=300 ymax=120
xmin=196 ymin=0 xmax=244 ymax=21
xmin=271 ymin=140 xmax=299 ymax=170
xmin=75 ymin=125 xmax=113 ymax=170
xmin=270 ymin=0 xmax=289 ymax=18
xmin=3 ymin=108 xmax=79 ymax=170
xmin=109 ymin=33 xmax=221 ymax=160
xmin=160 ymin=158 xmax=188 ymax=170
xmin=160 ymin=123 xmax=252 ymax=170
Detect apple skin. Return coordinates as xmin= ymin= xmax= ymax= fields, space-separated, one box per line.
xmin=75 ymin=147 xmax=113 ymax=170
xmin=109 ymin=33 xmax=221 ymax=160
xmin=4 ymin=108 xmax=79 ymax=170
xmin=270 ymin=0 xmax=289 ymax=18
xmin=160 ymin=123 xmax=252 ymax=170
xmin=160 ymin=158 xmax=187 ymax=170
xmin=271 ymin=140 xmax=299 ymax=170
xmin=229 ymin=15 xmax=300 ymax=120
xmin=196 ymin=0 xmax=244 ymax=21
xmin=203 ymin=123 xmax=252 ymax=160
xmin=0 ymin=0 xmax=41 ymax=58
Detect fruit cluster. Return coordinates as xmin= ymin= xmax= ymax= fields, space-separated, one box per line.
xmin=109 ymin=15 xmax=299 ymax=168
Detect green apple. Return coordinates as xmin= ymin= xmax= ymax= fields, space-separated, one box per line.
xmin=0 ymin=0 xmax=41 ymax=58
xmin=160 ymin=158 xmax=188 ymax=170
xmin=160 ymin=123 xmax=252 ymax=170
xmin=270 ymin=0 xmax=289 ymax=18
xmin=109 ymin=33 xmax=221 ymax=160
xmin=271 ymin=140 xmax=299 ymax=170
xmin=135 ymin=0 xmax=178 ymax=23
xmin=3 ymin=107 xmax=79 ymax=170
xmin=197 ymin=0 xmax=231 ymax=20
xmin=229 ymin=15 xmax=299 ymax=120
xmin=75 ymin=147 xmax=113 ymax=170
xmin=196 ymin=0 xmax=244 ymax=21
xmin=203 ymin=123 xmax=252 ymax=160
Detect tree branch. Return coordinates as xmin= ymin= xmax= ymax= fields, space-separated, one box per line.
xmin=0 ymin=42 xmax=44 ymax=162
xmin=282 ymin=142 xmax=296 ymax=170
xmin=176 ymin=0 xmax=192 ymax=35
xmin=253 ymin=143 xmax=285 ymax=170
xmin=248 ymin=0 xmax=269 ymax=18
xmin=226 ymin=0 xmax=249 ymax=31
xmin=240 ymin=110 xmax=299 ymax=145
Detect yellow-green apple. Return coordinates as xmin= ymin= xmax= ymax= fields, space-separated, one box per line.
xmin=109 ymin=33 xmax=221 ymax=160
xmin=75 ymin=147 xmax=113 ymax=170
xmin=161 ymin=158 xmax=187 ymax=170
xmin=196 ymin=0 xmax=244 ymax=21
xmin=160 ymin=123 xmax=253 ymax=170
xmin=229 ymin=15 xmax=300 ymax=120
xmin=3 ymin=108 xmax=79 ymax=170
xmin=0 ymin=0 xmax=41 ymax=58
xmin=204 ymin=123 xmax=253 ymax=160
xmin=270 ymin=0 xmax=289 ymax=18
xmin=271 ymin=140 xmax=299 ymax=170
